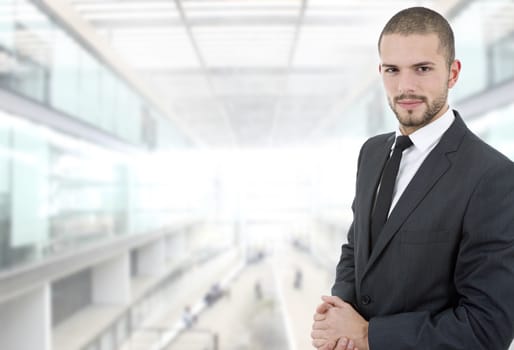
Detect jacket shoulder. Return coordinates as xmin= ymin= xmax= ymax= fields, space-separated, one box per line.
xmin=361 ymin=132 xmax=395 ymax=153
xmin=459 ymin=128 xmax=513 ymax=170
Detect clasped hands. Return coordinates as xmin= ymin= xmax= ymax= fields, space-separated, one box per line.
xmin=311 ymin=295 xmax=369 ymax=350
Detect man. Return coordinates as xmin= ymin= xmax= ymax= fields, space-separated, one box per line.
xmin=311 ymin=7 xmax=514 ymax=350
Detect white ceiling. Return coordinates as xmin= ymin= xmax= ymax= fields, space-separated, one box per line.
xmin=64 ymin=0 xmax=512 ymax=148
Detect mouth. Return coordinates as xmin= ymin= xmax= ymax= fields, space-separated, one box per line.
xmin=396 ymin=99 xmax=424 ymax=110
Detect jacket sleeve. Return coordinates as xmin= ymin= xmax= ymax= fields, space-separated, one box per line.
xmin=331 ymin=142 xmax=367 ymax=306
xmin=368 ymin=161 xmax=514 ymax=350
xmin=331 ymin=217 xmax=357 ymax=306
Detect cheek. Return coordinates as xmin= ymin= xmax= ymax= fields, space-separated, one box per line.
xmin=413 ymin=79 xmax=433 ymax=97
xmin=382 ymin=78 xmax=397 ymax=95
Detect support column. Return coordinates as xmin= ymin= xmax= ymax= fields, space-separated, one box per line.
xmin=165 ymin=231 xmax=187 ymax=262
xmin=92 ymin=253 xmax=130 ymax=305
xmin=0 ymin=285 xmax=51 ymax=350
xmin=137 ymin=239 xmax=165 ymax=276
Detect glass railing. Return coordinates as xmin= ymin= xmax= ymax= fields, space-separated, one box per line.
xmin=0 ymin=0 xmax=186 ymax=149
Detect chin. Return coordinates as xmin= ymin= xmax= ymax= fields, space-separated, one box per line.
xmin=396 ymin=112 xmax=428 ymax=129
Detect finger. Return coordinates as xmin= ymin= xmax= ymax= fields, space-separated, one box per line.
xmin=334 ymin=337 xmax=348 ymax=350
xmin=311 ymin=329 xmax=323 ymax=339
xmin=312 ymin=321 xmax=328 ymax=330
xmin=313 ymin=312 xmax=326 ymax=321
xmin=312 ymin=339 xmax=329 ymax=348
xmin=347 ymin=339 xmax=355 ymax=350
xmin=316 ymin=302 xmax=332 ymax=314
xmin=320 ymin=340 xmax=337 ymax=350
xmin=321 ymin=295 xmax=346 ymax=308
xmin=311 ymin=329 xmax=328 ymax=341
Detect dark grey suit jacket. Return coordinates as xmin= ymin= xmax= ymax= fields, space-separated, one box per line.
xmin=332 ymin=111 xmax=514 ymax=349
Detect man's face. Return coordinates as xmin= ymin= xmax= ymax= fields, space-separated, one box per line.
xmin=379 ymin=33 xmax=461 ymax=134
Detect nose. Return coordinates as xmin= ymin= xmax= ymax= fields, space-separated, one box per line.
xmin=397 ymin=71 xmax=417 ymax=95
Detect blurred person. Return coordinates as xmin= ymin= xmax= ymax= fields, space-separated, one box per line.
xmin=205 ymin=283 xmax=223 ymax=306
xmin=182 ymin=305 xmax=196 ymax=329
xmin=311 ymin=7 xmax=514 ymax=350
xmin=294 ymin=267 xmax=303 ymax=290
xmin=254 ymin=280 xmax=263 ymax=300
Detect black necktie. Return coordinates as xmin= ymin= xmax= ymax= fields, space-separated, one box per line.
xmin=370 ymin=135 xmax=413 ymax=250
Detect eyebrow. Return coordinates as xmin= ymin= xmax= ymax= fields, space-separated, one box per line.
xmin=381 ymin=61 xmax=436 ymax=68
xmin=413 ymin=61 xmax=436 ymax=67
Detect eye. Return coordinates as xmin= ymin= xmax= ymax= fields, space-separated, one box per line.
xmin=384 ymin=67 xmax=398 ymax=73
xmin=417 ymin=66 xmax=431 ymax=72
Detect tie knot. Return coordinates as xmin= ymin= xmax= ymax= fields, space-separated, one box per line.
xmin=394 ymin=135 xmax=413 ymax=151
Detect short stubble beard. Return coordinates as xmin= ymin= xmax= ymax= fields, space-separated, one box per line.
xmin=389 ymin=88 xmax=448 ymax=130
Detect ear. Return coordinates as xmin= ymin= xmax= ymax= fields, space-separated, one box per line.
xmin=378 ymin=63 xmax=382 ymax=73
xmin=448 ymin=59 xmax=461 ymax=89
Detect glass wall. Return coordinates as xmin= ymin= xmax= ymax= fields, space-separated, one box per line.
xmin=468 ymin=102 xmax=514 ymax=160
xmin=0 ymin=110 xmax=205 ymax=272
xmin=490 ymin=32 xmax=514 ymax=86
xmin=0 ymin=0 xmax=197 ymax=272
xmin=0 ymin=0 xmax=180 ymax=149
xmin=0 ymin=112 xmax=121 ymax=268
xmin=0 ymin=117 xmax=10 ymax=268
xmin=450 ymin=2 xmax=489 ymax=102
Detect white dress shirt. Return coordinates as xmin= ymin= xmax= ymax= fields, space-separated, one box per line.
xmin=388 ymin=107 xmax=455 ymax=215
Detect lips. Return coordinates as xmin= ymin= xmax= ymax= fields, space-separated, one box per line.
xmin=397 ymin=99 xmax=424 ymax=109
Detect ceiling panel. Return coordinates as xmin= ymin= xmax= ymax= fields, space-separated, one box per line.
xmin=66 ymin=0 xmax=492 ymax=149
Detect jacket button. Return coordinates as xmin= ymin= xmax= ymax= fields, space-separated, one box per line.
xmin=361 ymin=295 xmax=371 ymax=305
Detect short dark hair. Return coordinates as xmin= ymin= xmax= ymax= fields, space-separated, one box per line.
xmin=378 ymin=7 xmax=455 ymax=67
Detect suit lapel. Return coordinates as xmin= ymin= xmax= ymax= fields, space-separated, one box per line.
xmin=355 ymin=134 xmax=394 ymax=276
xmin=362 ymin=112 xmax=467 ymax=277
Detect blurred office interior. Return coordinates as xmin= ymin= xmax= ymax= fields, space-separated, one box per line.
xmin=0 ymin=0 xmax=513 ymax=349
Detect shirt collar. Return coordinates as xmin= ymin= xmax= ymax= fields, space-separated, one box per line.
xmin=394 ymin=107 xmax=455 ymax=153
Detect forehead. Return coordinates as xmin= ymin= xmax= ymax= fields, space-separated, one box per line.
xmin=379 ymin=33 xmax=445 ymax=65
